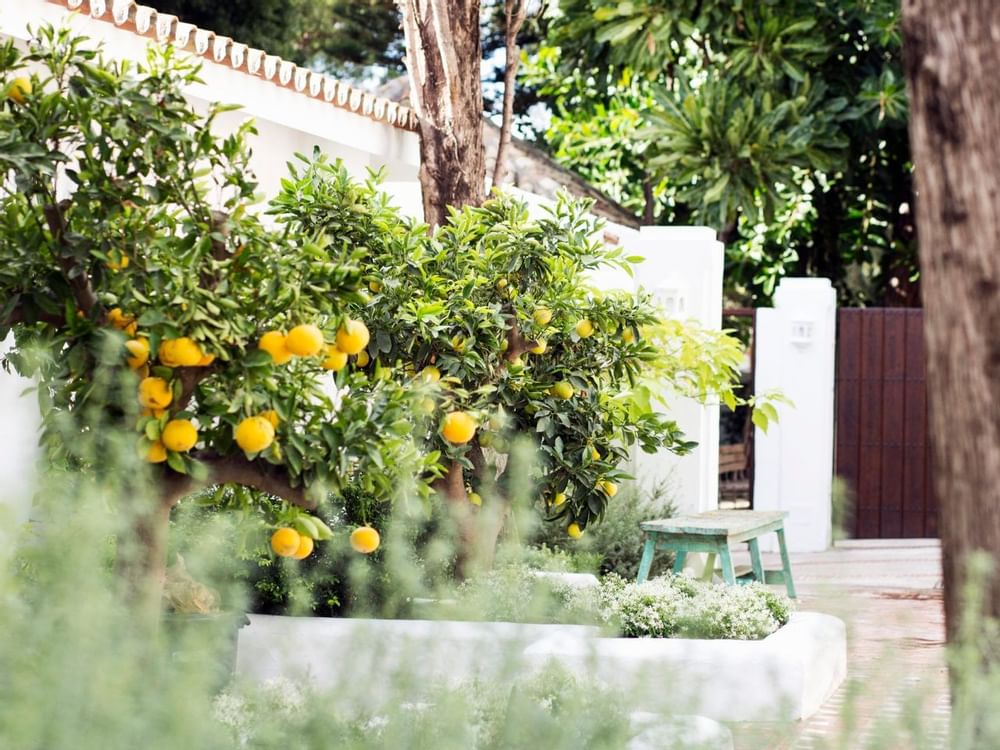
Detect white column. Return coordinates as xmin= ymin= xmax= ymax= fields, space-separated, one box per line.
xmin=753 ymin=278 xmax=837 ymax=552
xmin=624 ymin=226 xmax=724 ymax=515
xmin=0 ymin=335 xmax=41 ymax=536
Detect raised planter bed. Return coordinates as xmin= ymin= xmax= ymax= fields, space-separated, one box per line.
xmin=524 ymin=612 xmax=846 ymax=722
xmin=236 ymin=611 xmax=845 ymax=723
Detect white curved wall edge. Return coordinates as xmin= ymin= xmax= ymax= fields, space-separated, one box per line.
xmin=235 ymin=611 xmax=846 ymax=723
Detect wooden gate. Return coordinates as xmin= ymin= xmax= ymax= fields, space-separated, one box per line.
xmin=835 ymin=308 xmax=938 ymax=538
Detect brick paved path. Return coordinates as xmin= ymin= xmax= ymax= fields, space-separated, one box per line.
xmin=729 ymin=541 xmax=949 ymax=750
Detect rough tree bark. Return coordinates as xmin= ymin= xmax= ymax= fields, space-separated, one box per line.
xmin=902 ymin=0 xmax=1000 ymax=644
xmin=397 ymin=0 xmax=486 ymax=227
xmin=491 ymin=0 xmax=528 ymax=188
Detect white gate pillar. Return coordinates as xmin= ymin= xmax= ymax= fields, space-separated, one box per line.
xmin=0 ymin=335 xmax=40 ymax=538
xmin=753 ymin=278 xmax=837 ymax=552
xmin=626 ymin=226 xmax=724 ymax=514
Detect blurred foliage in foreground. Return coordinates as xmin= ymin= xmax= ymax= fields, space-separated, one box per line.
xmin=0 ymin=426 xmax=965 ymax=750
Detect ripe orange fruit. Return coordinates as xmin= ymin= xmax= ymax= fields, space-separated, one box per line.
xmin=349 ymin=526 xmax=380 ymax=554
xmin=8 ymin=77 xmax=31 ymax=104
xmin=258 ymin=330 xmax=293 ymax=364
xmin=598 ymin=480 xmax=618 ymax=497
xmin=196 ymin=352 xmax=216 ymax=366
xmin=285 ymin=324 xmax=324 ymax=356
xmin=145 ymin=440 xmax=167 ymax=463
xmin=533 ymin=308 xmax=553 ymax=326
xmin=125 ymin=338 xmax=149 ymax=369
xmin=106 ymin=252 xmax=130 ymax=271
xmin=235 ymin=416 xmax=275 ymax=453
xmin=551 ymin=381 xmax=575 ymax=400
xmin=261 ymin=410 xmax=280 ymax=429
xmin=355 ymin=350 xmax=371 ymax=367
xmin=161 ymin=419 xmax=198 ymax=452
xmin=575 ymin=319 xmax=594 ymax=338
xmin=108 ymin=308 xmax=138 ymax=336
xmin=369 ymin=280 xmax=382 ymax=293
xmin=159 ymin=337 xmax=204 ymax=367
xmin=530 ymin=339 xmax=547 ymax=355
xmin=322 ymin=346 xmax=348 ymax=371
xmin=336 ymin=319 xmax=370 ymax=355
xmin=567 ymin=523 xmax=584 ymax=539
xmin=271 ymin=527 xmax=301 ymax=557
xmin=442 ymin=411 xmax=476 ymax=444
xmin=591 ymin=446 xmax=601 ymax=461
xmin=138 ymin=377 xmax=172 ymax=409
xmin=552 ymin=492 xmax=567 ymax=507
xmin=292 ymin=535 xmax=314 ymax=560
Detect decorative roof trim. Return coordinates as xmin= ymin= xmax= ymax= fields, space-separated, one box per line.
xmin=48 ymin=0 xmax=420 ymax=132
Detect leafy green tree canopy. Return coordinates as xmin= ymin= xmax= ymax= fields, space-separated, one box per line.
xmin=0 ymin=28 xmax=430 ymax=567
xmin=2 ymin=26 xmax=775 ymax=579
xmin=526 ymin=0 xmax=915 ymax=305
xmin=276 ymin=154 xmax=775 ymax=545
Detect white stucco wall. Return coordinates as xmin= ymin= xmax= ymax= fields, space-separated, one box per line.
xmin=626 ymin=227 xmax=724 ymax=514
xmin=0 ymin=0 xmax=420 ymax=195
xmin=754 ymin=278 xmax=837 ymax=552
xmin=0 ymin=336 xmax=41 ymax=535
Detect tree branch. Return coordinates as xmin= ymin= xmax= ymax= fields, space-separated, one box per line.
xmin=43 ymin=201 xmax=100 ymax=317
xmin=172 ymin=364 xmax=220 ymax=413
xmin=492 ymin=0 xmax=528 ymax=187
xmin=205 ymin=454 xmax=315 ymax=510
xmin=2 ymin=301 xmax=65 ymax=328
xmin=154 ymin=452 xmax=315 ymax=513
xmin=503 ymin=306 xmax=538 ymax=363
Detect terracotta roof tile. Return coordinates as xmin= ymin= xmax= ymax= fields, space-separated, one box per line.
xmin=50 ymin=0 xmax=419 ymax=132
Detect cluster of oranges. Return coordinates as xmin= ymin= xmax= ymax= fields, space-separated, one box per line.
xmin=114 ymin=307 xmax=216 ymax=463
xmin=269 ymin=524 xmax=379 ymax=560
xmin=257 ymin=320 xmax=370 ymax=372
xmin=122 ymin=313 xmax=383 ymax=559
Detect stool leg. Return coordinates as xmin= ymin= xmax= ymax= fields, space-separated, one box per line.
xmin=776 ymin=527 xmax=797 ymax=599
xmin=672 ymin=550 xmax=688 ymax=575
xmin=637 ymin=536 xmax=656 ymax=583
xmin=717 ymin=543 xmax=736 ymax=585
xmin=700 ymin=552 xmax=717 ymax=582
xmin=748 ymin=538 xmax=765 ymax=583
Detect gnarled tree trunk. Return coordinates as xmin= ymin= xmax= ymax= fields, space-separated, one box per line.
xmin=397 ymin=0 xmax=486 ymax=228
xmin=903 ymin=0 xmax=1000 ymax=647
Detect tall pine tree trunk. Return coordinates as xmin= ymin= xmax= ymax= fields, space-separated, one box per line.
xmin=398 ymin=0 xmax=485 ymax=228
xmin=902 ymin=0 xmax=1000 ymax=643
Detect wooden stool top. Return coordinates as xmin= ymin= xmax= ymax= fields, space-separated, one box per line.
xmin=641 ymin=510 xmax=788 ymax=542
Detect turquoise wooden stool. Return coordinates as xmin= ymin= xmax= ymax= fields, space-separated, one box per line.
xmin=636 ymin=510 xmax=797 ymax=598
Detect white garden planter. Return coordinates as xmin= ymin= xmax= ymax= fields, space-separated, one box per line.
xmin=523 ymin=612 xmax=846 ymax=722
xmin=236 ymin=611 xmax=845 ymax=723
xmin=236 ymin=614 xmax=599 ymax=712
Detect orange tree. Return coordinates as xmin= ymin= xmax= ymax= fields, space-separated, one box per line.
xmin=273 ymin=154 xmax=773 ymax=569
xmin=0 ymin=28 xmax=435 ymax=588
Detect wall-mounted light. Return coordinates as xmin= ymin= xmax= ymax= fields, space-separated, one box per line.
xmin=655 ymin=286 xmax=686 ymax=316
xmin=791 ymin=320 xmax=815 ymax=348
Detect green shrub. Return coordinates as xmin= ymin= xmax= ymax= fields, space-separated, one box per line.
xmin=495 ymin=542 xmax=602 ymax=574
xmin=531 ymin=480 xmax=678 ymax=580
